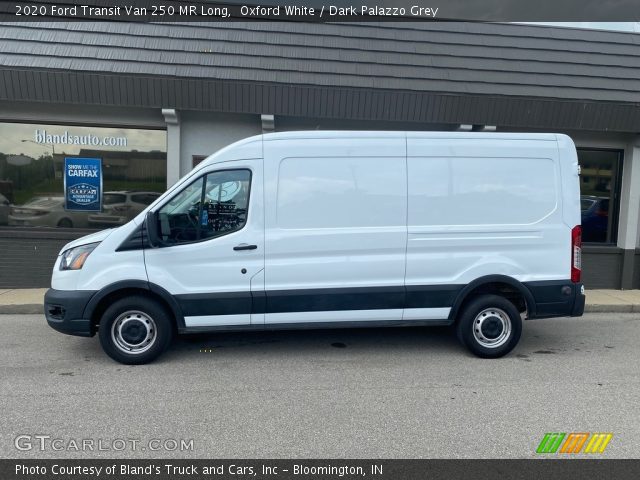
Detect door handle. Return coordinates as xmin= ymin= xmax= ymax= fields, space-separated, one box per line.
xmin=233 ymin=244 xmax=257 ymax=251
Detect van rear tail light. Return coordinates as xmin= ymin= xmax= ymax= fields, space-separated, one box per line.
xmin=571 ymin=225 xmax=581 ymax=283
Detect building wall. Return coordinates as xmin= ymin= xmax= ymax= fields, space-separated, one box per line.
xmin=1 ymin=101 xmax=639 ymax=289
xmin=0 ymin=101 xmax=168 ymax=288
xmin=0 ymin=101 xmax=166 ymax=129
xmin=582 ymin=248 xmax=623 ymax=289
xmin=0 ymin=230 xmax=88 ymax=288
xmin=178 ymin=111 xmax=262 ymax=177
xmin=568 ymin=132 xmax=640 ymax=289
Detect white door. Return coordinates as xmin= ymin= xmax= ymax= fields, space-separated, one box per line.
xmin=144 ymin=161 xmax=264 ymax=327
xmin=263 ymin=134 xmax=407 ymax=324
xmin=404 ymin=135 xmax=564 ymax=321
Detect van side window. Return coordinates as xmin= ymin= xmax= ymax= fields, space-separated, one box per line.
xmin=276 ymin=157 xmax=406 ymax=229
xmin=200 ymin=170 xmax=251 ymax=240
xmin=157 ymin=169 xmax=251 ymax=245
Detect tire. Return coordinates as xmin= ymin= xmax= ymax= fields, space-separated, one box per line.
xmin=57 ymin=218 xmax=73 ymax=228
xmin=98 ymin=296 xmax=174 ymax=365
xmin=455 ymin=294 xmax=522 ymax=358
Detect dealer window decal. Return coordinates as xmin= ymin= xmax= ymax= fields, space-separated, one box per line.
xmin=64 ymin=157 xmax=102 ymax=211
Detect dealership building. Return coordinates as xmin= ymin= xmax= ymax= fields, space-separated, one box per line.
xmin=0 ymin=21 xmax=639 ymax=289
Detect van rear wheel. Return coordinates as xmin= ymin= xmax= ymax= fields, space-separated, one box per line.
xmin=456 ymin=294 xmax=522 ymax=358
xmin=98 ymin=296 xmax=174 ymax=364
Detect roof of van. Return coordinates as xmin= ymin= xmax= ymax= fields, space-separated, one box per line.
xmin=261 ymin=131 xmax=560 ymax=141
xmin=192 ymin=130 xmax=573 ymax=173
xmin=198 ymin=130 xmax=568 ymax=169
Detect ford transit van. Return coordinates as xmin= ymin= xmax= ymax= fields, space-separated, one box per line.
xmin=44 ymin=131 xmax=585 ymax=364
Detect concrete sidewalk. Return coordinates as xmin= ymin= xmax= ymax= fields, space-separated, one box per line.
xmin=0 ymin=289 xmax=49 ymax=314
xmin=1 ymin=287 xmax=640 ymax=315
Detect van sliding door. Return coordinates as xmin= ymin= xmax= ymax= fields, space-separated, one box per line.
xmin=263 ymin=134 xmax=407 ymax=324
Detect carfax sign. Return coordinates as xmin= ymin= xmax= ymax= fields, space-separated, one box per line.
xmin=64 ymin=157 xmax=102 ymax=211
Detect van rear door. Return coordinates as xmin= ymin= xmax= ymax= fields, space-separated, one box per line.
xmin=405 ymin=134 xmax=565 ymax=317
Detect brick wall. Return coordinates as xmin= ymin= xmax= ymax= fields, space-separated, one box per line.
xmin=0 ymin=229 xmax=91 ymax=288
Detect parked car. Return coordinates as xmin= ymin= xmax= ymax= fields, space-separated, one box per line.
xmin=8 ymin=197 xmax=90 ymax=229
xmin=45 ymin=131 xmax=585 ymax=364
xmin=581 ymin=195 xmax=609 ymax=243
xmin=0 ymin=193 xmax=10 ymax=225
xmin=88 ymin=191 xmax=162 ymax=228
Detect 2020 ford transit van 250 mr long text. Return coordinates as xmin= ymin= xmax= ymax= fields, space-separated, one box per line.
xmin=45 ymin=131 xmax=585 ymax=364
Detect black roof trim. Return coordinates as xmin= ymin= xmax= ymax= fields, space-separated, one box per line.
xmin=1 ymin=68 xmax=639 ymax=132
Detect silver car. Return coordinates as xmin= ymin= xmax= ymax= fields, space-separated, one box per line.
xmin=87 ymin=191 xmax=162 ymax=227
xmin=8 ymin=197 xmax=90 ymax=229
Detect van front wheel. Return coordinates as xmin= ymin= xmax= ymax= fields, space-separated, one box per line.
xmin=98 ymin=296 xmax=174 ymax=364
xmin=456 ymin=294 xmax=522 ymax=358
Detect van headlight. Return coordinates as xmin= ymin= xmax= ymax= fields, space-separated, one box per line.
xmin=59 ymin=242 xmax=99 ymax=271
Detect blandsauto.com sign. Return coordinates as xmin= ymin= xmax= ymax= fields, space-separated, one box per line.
xmin=35 ymin=129 xmax=127 ymax=148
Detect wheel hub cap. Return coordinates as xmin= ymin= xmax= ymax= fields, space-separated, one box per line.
xmin=121 ymin=320 xmax=147 ymax=344
xmin=111 ymin=311 xmax=157 ymax=355
xmin=472 ymin=308 xmax=512 ymax=349
xmin=481 ymin=316 xmax=503 ymax=339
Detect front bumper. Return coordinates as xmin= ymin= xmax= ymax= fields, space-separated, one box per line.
xmin=44 ymin=289 xmax=98 ymax=337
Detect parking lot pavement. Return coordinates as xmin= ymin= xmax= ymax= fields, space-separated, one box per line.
xmin=1 ymin=313 xmax=639 ymax=459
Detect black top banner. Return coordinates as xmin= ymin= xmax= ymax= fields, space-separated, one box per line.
xmin=2 ymin=459 xmax=640 ymax=480
xmin=1 ymin=0 xmax=639 ymax=22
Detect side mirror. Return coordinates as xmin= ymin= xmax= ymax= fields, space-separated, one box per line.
xmin=145 ymin=211 xmax=160 ymax=248
xmin=2 ymin=200 xmax=8 ymax=206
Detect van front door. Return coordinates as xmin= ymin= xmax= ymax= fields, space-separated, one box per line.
xmin=144 ymin=161 xmax=264 ymax=327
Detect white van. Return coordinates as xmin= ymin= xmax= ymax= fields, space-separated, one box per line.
xmin=45 ymin=131 xmax=585 ymax=364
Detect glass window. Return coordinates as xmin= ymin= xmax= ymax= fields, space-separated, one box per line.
xmin=201 ymin=170 xmax=251 ymax=240
xmin=130 ymin=193 xmax=160 ymax=205
xmin=103 ymin=193 xmax=127 ymax=205
xmin=192 ymin=155 xmax=207 ymax=168
xmin=408 ymin=156 xmax=557 ymax=226
xmin=578 ymin=149 xmax=622 ymax=244
xmin=157 ymin=177 xmax=205 ymax=244
xmin=276 ymin=157 xmax=406 ymax=229
xmin=0 ymin=122 xmax=166 ymax=229
xmin=157 ymin=170 xmax=251 ymax=245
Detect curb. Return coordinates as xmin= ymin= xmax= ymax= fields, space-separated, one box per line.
xmin=584 ymin=304 xmax=638 ymax=314
xmin=0 ymin=304 xmax=639 ymax=315
xmin=0 ymin=305 xmax=44 ymax=315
